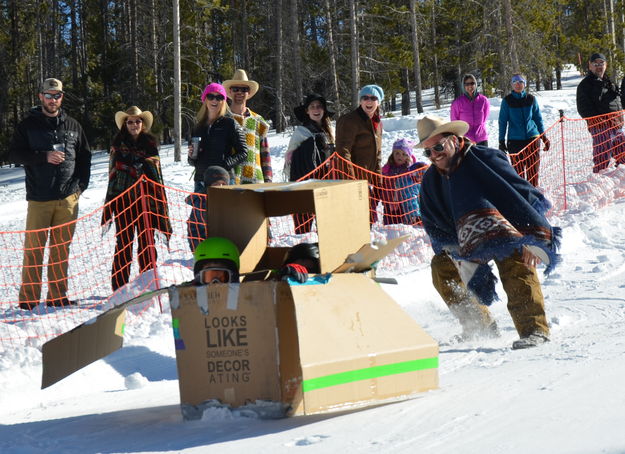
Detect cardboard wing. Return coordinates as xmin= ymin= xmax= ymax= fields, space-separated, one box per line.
xmin=41 ymin=288 xmax=169 ymax=389
xmin=332 ymin=235 xmax=410 ymax=274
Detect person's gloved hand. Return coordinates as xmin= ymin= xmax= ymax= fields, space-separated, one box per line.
xmin=498 ymin=141 xmax=507 ymax=152
xmin=542 ymin=136 xmax=550 ymax=151
xmin=279 ymin=263 xmax=309 ymax=283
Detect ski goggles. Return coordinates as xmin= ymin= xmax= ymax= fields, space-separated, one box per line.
xmin=195 ymin=267 xmax=232 ymax=284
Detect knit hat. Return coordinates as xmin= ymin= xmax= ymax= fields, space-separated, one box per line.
xmin=359 ymin=84 xmax=384 ymax=101
xmin=203 ymin=166 xmax=230 ymax=187
xmin=201 ymin=83 xmax=227 ymax=102
xmin=511 ymin=74 xmax=527 ymax=85
xmin=293 ymin=93 xmax=335 ymax=123
xmin=41 ymin=78 xmax=63 ymax=93
xmin=392 ymin=138 xmax=416 ymax=155
xmin=589 ymin=53 xmax=606 ymax=62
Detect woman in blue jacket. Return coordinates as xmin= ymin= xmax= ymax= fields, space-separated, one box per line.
xmin=498 ymin=74 xmax=550 ymax=187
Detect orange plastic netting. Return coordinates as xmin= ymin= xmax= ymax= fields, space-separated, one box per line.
xmin=1 ymin=113 xmax=624 ymax=346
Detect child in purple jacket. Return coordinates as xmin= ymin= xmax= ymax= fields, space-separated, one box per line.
xmin=381 ymin=138 xmax=427 ymax=225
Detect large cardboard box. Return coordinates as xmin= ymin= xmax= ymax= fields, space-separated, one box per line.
xmin=205 ymin=180 xmax=371 ymax=273
xmin=41 ymin=180 xmax=440 ymax=418
xmin=169 ymin=274 xmax=438 ymax=417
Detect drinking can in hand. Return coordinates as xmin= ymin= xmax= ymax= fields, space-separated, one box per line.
xmin=190 ymin=137 xmax=200 ymax=159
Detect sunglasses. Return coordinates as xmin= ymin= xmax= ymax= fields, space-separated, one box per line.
xmin=43 ymin=93 xmax=63 ymax=100
xmin=464 ymin=82 xmax=476 ymax=86
xmin=423 ymin=137 xmax=450 ymax=158
xmin=205 ymin=93 xmax=225 ymax=101
xmin=230 ymin=86 xmax=250 ymax=93
xmin=361 ymin=95 xmax=378 ymax=101
xmin=592 ymin=61 xmax=606 ymax=67
xmin=195 ymin=267 xmax=232 ymax=285
xmin=126 ymin=119 xmax=143 ymax=125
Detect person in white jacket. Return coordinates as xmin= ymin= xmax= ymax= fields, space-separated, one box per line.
xmin=284 ymin=93 xmax=335 ymax=182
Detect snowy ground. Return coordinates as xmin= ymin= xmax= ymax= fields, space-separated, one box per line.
xmin=1 ymin=66 xmax=625 ymax=454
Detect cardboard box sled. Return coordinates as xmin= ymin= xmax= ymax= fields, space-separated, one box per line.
xmin=41 ymin=180 xmax=439 ymax=418
xmin=42 ymin=273 xmax=439 ymax=418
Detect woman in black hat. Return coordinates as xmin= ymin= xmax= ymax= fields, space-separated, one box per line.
xmin=284 ymin=94 xmax=335 ymax=181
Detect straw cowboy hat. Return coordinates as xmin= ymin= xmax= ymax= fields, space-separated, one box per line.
xmin=222 ymin=69 xmax=259 ymax=99
xmin=115 ymin=106 xmax=154 ymax=132
xmin=415 ymin=115 xmax=469 ymax=147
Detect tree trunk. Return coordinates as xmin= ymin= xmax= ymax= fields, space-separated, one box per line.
xmin=324 ymin=0 xmax=340 ymax=112
xmin=431 ymin=3 xmax=440 ymax=109
xmin=274 ymin=0 xmax=284 ymax=132
xmin=401 ymin=67 xmax=410 ymax=116
xmin=290 ymin=0 xmax=303 ymax=104
xmin=409 ymin=0 xmax=423 ymax=113
xmin=173 ymin=0 xmax=182 ymax=161
xmin=502 ymin=0 xmax=518 ymax=70
xmin=349 ymin=0 xmax=360 ymax=107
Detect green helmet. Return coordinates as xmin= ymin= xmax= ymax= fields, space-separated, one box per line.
xmin=193 ymin=237 xmax=240 ymax=275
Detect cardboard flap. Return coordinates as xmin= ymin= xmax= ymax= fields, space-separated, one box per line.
xmin=332 ymin=235 xmax=410 ymax=274
xmin=41 ymin=288 xmax=169 ymax=389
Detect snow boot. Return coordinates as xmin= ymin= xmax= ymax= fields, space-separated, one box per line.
xmin=512 ymin=332 xmax=549 ymax=350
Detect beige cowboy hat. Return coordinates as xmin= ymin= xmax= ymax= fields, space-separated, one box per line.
xmin=222 ymin=69 xmax=259 ymax=99
xmin=416 ymin=115 xmax=469 ymax=147
xmin=115 ymin=106 xmax=154 ymax=131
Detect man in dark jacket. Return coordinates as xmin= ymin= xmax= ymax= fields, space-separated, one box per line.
xmin=576 ymin=53 xmax=625 ymax=172
xmin=9 ymin=78 xmax=91 ymax=310
xmin=417 ymin=115 xmax=561 ymax=350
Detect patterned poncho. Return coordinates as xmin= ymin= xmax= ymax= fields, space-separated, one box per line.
xmin=101 ymin=133 xmax=172 ymax=239
xmin=420 ymin=142 xmax=561 ymax=305
xmin=230 ymin=109 xmax=273 ymax=183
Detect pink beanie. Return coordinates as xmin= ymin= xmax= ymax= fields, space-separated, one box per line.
xmin=201 ymin=83 xmax=227 ymax=102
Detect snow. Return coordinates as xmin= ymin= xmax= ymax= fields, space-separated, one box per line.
xmin=2 ymin=66 xmax=625 ymax=454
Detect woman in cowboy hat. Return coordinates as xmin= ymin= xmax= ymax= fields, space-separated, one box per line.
xmin=416 ymin=115 xmax=561 ymax=350
xmin=102 ymin=106 xmax=172 ymax=291
xmin=284 ymin=93 xmax=335 ymax=182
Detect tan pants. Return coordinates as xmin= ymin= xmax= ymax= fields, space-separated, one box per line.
xmin=19 ymin=193 xmax=79 ymax=305
xmin=431 ymin=251 xmax=549 ymax=338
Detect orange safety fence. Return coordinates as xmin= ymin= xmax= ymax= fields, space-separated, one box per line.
xmin=2 ymin=112 xmax=625 ymax=347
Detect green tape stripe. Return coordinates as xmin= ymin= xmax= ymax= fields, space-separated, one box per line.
xmin=302 ymin=357 xmax=439 ymax=392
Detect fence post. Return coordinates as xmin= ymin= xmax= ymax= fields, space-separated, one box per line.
xmin=558 ymin=109 xmax=568 ymax=211
xmin=139 ymin=175 xmax=163 ymax=312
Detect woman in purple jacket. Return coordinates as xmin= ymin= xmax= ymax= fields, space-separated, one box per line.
xmin=450 ymin=74 xmax=490 ymax=146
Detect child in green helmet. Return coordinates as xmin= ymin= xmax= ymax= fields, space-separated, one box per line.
xmin=192 ymin=237 xmax=240 ymax=285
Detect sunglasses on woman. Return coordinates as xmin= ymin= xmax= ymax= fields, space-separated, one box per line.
xmin=361 ymin=95 xmax=378 ymax=101
xmin=205 ymin=94 xmax=225 ymax=101
xmin=126 ymin=119 xmax=143 ymax=125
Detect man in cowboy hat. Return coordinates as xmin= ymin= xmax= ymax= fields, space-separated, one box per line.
xmin=223 ymin=69 xmax=273 ymax=184
xmin=9 ymin=78 xmax=91 ymax=310
xmin=417 ymin=115 xmax=561 ymax=349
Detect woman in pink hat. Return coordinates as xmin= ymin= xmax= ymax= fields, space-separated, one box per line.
xmin=186 ymin=83 xmax=248 ymax=251
xmin=188 ymin=82 xmax=247 ymax=192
